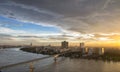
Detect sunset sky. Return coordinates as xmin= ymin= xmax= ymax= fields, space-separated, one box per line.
xmin=0 ymin=0 xmax=120 ymax=47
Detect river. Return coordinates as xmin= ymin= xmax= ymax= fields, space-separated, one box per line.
xmin=0 ymin=48 xmax=120 ymax=72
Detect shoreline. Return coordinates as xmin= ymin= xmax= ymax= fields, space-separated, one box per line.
xmin=20 ymin=47 xmax=120 ymax=62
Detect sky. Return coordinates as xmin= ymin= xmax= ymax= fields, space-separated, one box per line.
xmin=0 ymin=0 xmax=120 ymax=47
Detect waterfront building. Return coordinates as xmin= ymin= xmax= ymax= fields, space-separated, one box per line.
xmin=80 ymin=42 xmax=84 ymax=48
xmin=30 ymin=43 xmax=32 ymax=47
xmin=88 ymin=48 xmax=93 ymax=55
xmin=61 ymin=41 xmax=68 ymax=48
xmin=85 ymin=47 xmax=88 ymax=53
xmin=93 ymin=48 xmax=99 ymax=54
xmin=45 ymin=44 xmax=52 ymax=49
xmin=99 ymin=48 xmax=105 ymax=55
xmin=80 ymin=42 xmax=85 ymax=53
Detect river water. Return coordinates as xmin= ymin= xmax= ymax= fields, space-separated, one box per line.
xmin=0 ymin=48 xmax=120 ymax=72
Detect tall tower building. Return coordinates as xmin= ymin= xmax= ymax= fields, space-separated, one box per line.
xmin=99 ymin=48 xmax=105 ymax=55
xmin=85 ymin=47 xmax=88 ymax=53
xmin=80 ymin=42 xmax=85 ymax=53
xmin=61 ymin=41 xmax=68 ymax=48
xmin=30 ymin=43 xmax=32 ymax=47
xmin=80 ymin=42 xmax=84 ymax=48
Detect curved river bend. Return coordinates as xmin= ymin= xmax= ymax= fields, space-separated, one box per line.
xmin=0 ymin=48 xmax=120 ymax=72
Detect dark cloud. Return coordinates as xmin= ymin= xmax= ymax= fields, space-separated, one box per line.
xmin=0 ymin=0 xmax=120 ymax=33
xmin=10 ymin=0 xmax=106 ymax=16
xmin=0 ymin=34 xmax=13 ymax=37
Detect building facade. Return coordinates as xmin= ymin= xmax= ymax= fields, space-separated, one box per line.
xmin=80 ymin=42 xmax=85 ymax=53
xmin=80 ymin=42 xmax=84 ymax=48
xmin=99 ymin=48 xmax=105 ymax=55
xmin=61 ymin=41 xmax=68 ymax=48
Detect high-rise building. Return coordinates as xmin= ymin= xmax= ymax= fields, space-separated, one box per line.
xmin=85 ymin=47 xmax=88 ymax=53
xmin=30 ymin=43 xmax=32 ymax=47
xmin=61 ymin=41 xmax=68 ymax=48
xmin=80 ymin=42 xmax=85 ymax=53
xmin=88 ymin=48 xmax=93 ymax=55
xmin=80 ymin=42 xmax=84 ymax=48
xmin=99 ymin=48 xmax=104 ymax=55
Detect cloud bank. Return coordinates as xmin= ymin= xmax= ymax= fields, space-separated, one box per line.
xmin=0 ymin=0 xmax=120 ymax=33
xmin=0 ymin=0 xmax=120 ymax=46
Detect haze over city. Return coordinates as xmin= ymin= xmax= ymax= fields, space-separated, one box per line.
xmin=0 ymin=0 xmax=120 ymax=47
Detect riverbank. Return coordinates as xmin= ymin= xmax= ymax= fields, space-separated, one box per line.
xmin=21 ymin=47 xmax=120 ymax=62
xmin=2 ymin=48 xmax=120 ymax=72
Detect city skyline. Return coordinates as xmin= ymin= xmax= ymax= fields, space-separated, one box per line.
xmin=0 ymin=0 xmax=120 ymax=47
